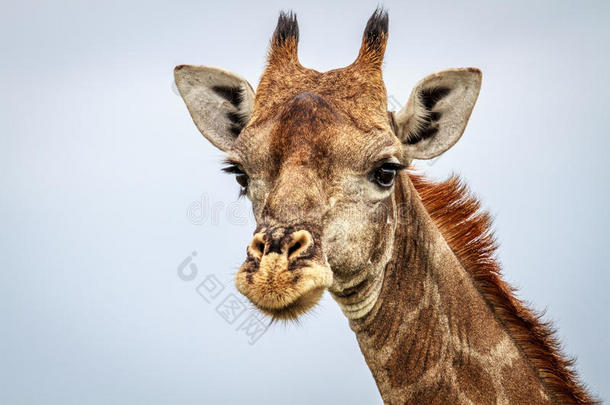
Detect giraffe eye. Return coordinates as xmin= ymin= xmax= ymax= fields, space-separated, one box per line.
xmin=235 ymin=173 xmax=249 ymax=188
xmin=222 ymin=163 xmax=250 ymax=195
xmin=370 ymin=162 xmax=406 ymax=189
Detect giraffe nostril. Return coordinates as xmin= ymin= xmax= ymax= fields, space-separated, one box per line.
xmin=249 ymin=229 xmax=313 ymax=262
xmin=288 ymin=241 xmax=302 ymax=258
xmin=287 ymin=230 xmax=313 ymax=261
xmin=248 ymin=233 xmax=266 ymax=260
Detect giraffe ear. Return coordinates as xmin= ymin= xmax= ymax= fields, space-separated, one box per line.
xmin=174 ymin=65 xmax=255 ymax=151
xmin=392 ymin=68 xmax=482 ymax=160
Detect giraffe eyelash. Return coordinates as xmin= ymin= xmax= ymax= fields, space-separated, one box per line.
xmin=222 ymin=162 xmax=249 ymax=196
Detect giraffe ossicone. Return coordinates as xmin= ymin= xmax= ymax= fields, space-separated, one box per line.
xmin=174 ymin=8 xmax=595 ymax=404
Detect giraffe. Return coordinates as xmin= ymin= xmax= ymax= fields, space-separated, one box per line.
xmin=174 ymin=9 xmax=595 ymax=404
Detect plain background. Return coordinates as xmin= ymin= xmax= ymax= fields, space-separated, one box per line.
xmin=1 ymin=0 xmax=608 ymax=403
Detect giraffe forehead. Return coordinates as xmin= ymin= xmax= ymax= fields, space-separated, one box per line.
xmin=271 ymin=92 xmax=336 ymax=156
xmin=233 ymin=112 xmax=398 ymax=179
xmin=252 ymin=65 xmax=388 ymax=125
xmin=232 ymin=70 xmax=396 ymax=175
xmin=265 ymin=93 xmax=393 ymax=176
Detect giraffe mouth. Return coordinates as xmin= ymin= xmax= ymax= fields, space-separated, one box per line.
xmin=253 ymin=285 xmax=328 ymax=320
xmin=235 ymin=258 xmax=333 ymax=320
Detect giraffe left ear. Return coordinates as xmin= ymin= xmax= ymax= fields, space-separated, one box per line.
xmin=174 ymin=65 xmax=255 ymax=151
xmin=392 ymin=68 xmax=482 ymax=160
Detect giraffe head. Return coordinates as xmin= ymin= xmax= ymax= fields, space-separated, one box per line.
xmin=175 ymin=9 xmax=481 ymax=319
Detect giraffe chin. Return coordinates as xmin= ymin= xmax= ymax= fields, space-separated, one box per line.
xmin=255 ymin=285 xmax=327 ymax=320
xmin=235 ymin=258 xmax=333 ymax=320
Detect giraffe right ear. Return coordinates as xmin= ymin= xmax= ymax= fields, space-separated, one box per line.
xmin=391 ymin=68 xmax=481 ymax=160
xmin=174 ymin=65 xmax=255 ymax=151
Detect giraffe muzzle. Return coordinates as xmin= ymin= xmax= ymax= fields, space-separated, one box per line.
xmin=235 ymin=226 xmax=333 ymax=319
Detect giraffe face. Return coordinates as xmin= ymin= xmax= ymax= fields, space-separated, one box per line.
xmin=226 ymin=89 xmax=403 ymax=319
xmin=174 ymin=10 xmax=481 ymax=319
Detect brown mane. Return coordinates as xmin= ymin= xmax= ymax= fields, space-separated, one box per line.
xmin=408 ymin=170 xmax=595 ymax=404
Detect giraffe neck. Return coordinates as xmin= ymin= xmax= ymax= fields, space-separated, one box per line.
xmin=348 ymin=176 xmax=553 ymax=404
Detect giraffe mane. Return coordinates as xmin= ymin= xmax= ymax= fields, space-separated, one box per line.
xmin=408 ymin=169 xmax=596 ymax=404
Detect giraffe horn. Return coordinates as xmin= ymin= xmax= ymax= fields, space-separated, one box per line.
xmin=355 ymin=8 xmax=389 ymax=68
xmin=268 ymin=11 xmax=300 ymax=65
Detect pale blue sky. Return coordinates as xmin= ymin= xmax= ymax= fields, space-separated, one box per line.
xmin=1 ymin=0 xmax=608 ymax=403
